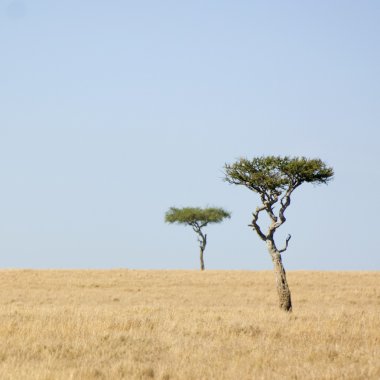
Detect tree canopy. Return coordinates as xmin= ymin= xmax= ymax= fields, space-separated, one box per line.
xmin=224 ymin=156 xmax=334 ymax=195
xmin=165 ymin=207 xmax=231 ymax=226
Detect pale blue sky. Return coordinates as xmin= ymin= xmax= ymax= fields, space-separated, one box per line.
xmin=0 ymin=1 xmax=379 ymax=270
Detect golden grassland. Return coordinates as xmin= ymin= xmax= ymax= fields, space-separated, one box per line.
xmin=0 ymin=270 xmax=379 ymax=380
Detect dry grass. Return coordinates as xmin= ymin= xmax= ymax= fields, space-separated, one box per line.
xmin=0 ymin=270 xmax=379 ymax=379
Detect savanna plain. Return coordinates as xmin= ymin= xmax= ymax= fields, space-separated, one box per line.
xmin=0 ymin=270 xmax=379 ymax=380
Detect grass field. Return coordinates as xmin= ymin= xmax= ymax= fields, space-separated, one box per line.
xmin=0 ymin=270 xmax=379 ymax=379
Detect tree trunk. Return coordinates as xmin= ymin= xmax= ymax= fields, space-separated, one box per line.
xmin=268 ymin=243 xmax=292 ymax=312
xmin=200 ymin=248 xmax=205 ymax=271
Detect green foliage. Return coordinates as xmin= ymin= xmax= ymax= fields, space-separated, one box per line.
xmin=165 ymin=207 xmax=231 ymax=226
xmin=224 ymin=156 xmax=334 ymax=194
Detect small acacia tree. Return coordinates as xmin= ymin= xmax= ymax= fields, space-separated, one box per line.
xmin=165 ymin=207 xmax=231 ymax=270
xmin=224 ymin=156 xmax=333 ymax=311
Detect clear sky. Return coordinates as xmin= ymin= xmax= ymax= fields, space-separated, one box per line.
xmin=0 ymin=1 xmax=379 ymax=270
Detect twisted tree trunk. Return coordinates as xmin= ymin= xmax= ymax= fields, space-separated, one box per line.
xmin=267 ymin=241 xmax=292 ymax=312
xmin=191 ymin=223 xmax=208 ymax=271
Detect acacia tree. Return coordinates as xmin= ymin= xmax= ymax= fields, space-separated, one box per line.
xmin=224 ymin=156 xmax=333 ymax=311
xmin=165 ymin=207 xmax=231 ymax=270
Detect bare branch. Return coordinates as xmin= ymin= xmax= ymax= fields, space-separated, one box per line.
xmin=263 ymin=193 xmax=278 ymax=223
xmin=190 ymin=222 xmax=207 ymax=249
xmin=278 ymin=195 xmax=290 ymax=226
xmin=248 ymin=205 xmax=267 ymax=241
xmin=190 ymin=222 xmax=200 ymax=233
xmin=276 ymin=184 xmax=299 ymax=228
xmin=279 ymin=234 xmax=292 ymax=253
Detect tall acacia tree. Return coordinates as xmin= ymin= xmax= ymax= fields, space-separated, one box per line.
xmin=165 ymin=207 xmax=231 ymax=270
xmin=224 ymin=156 xmax=333 ymax=311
